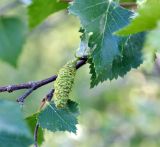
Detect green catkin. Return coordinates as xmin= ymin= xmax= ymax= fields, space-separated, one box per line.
xmin=54 ymin=59 xmax=77 ymax=108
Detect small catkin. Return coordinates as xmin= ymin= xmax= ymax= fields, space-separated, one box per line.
xmin=54 ymin=59 xmax=77 ymax=108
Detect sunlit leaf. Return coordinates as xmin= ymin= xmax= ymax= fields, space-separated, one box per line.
xmin=28 ymin=0 xmax=68 ymax=28
xmin=116 ymin=0 xmax=160 ymax=35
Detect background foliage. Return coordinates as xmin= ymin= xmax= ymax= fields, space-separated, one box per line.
xmin=0 ymin=0 xmax=160 ymax=147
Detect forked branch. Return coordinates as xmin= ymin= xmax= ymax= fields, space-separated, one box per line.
xmin=0 ymin=58 xmax=87 ymax=103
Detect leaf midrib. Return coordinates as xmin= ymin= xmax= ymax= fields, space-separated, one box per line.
xmin=48 ymin=103 xmax=74 ymax=130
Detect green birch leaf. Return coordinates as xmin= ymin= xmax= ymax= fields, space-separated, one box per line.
xmin=0 ymin=17 xmax=27 ymax=67
xmin=116 ymin=0 xmax=160 ymax=35
xmin=38 ymin=100 xmax=79 ymax=134
xmin=0 ymin=100 xmax=33 ymax=147
xmin=69 ymin=0 xmax=145 ymax=87
xmin=28 ymin=0 xmax=68 ymax=28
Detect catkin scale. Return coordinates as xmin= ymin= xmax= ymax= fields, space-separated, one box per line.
xmin=54 ymin=59 xmax=77 ymax=108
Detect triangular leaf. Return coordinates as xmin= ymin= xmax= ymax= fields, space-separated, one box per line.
xmin=38 ymin=100 xmax=79 ymax=134
xmin=69 ymin=0 xmax=145 ymax=87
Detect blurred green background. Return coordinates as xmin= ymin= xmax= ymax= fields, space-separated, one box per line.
xmin=1 ymin=0 xmax=160 ymax=147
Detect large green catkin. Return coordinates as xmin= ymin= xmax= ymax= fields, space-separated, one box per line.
xmin=54 ymin=59 xmax=77 ymax=108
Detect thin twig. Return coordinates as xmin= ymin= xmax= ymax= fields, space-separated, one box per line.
xmin=46 ymin=89 xmax=54 ymax=102
xmin=34 ymin=89 xmax=54 ymax=146
xmin=0 ymin=76 xmax=57 ymax=93
xmin=17 ymin=84 xmax=37 ymax=103
xmin=59 ymin=0 xmax=72 ymax=2
xmin=0 ymin=58 xmax=87 ymax=103
xmin=0 ymin=58 xmax=87 ymax=93
xmin=59 ymin=0 xmax=137 ymax=8
xmin=34 ymin=122 xmax=39 ymax=147
xmin=39 ymin=89 xmax=54 ymax=110
xmin=120 ymin=2 xmax=137 ymax=8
